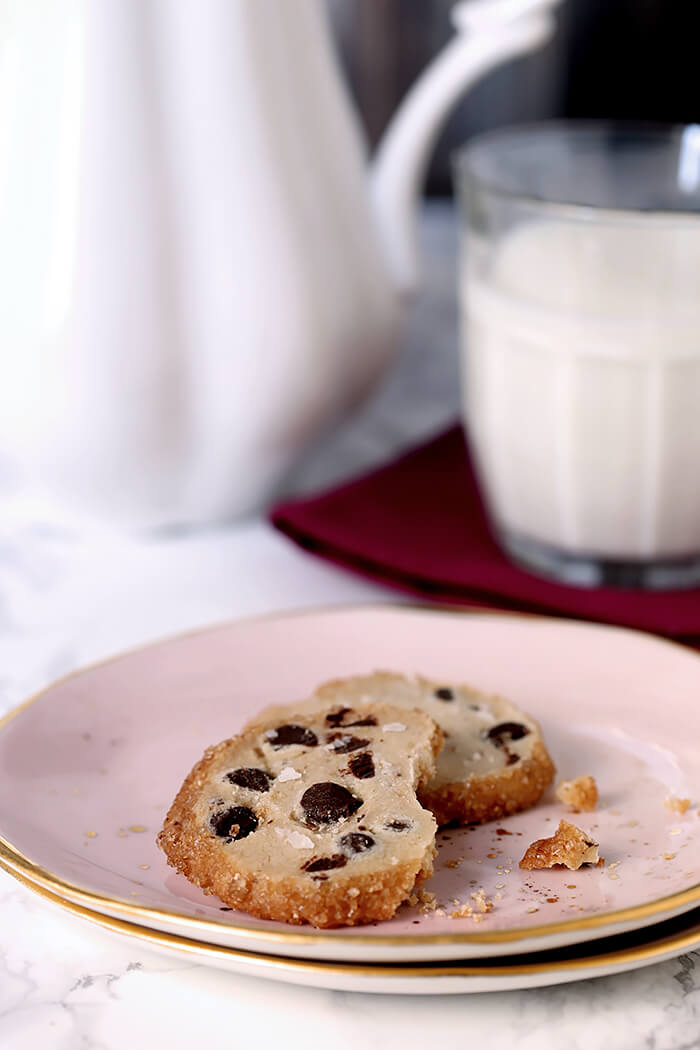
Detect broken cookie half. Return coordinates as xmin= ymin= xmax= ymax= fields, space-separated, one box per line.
xmin=158 ymin=703 xmax=442 ymax=927
xmin=519 ymin=819 xmax=602 ymax=871
xmin=246 ymin=671 xmax=556 ymax=827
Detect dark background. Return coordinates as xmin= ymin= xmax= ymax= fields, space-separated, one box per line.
xmin=328 ymin=0 xmax=700 ymax=196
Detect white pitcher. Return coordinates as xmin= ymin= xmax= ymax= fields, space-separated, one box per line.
xmin=0 ymin=0 xmax=560 ymax=528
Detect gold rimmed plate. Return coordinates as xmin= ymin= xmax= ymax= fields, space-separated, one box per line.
xmin=6 ymin=859 xmax=700 ymax=995
xmin=1 ymin=605 xmax=699 ymax=963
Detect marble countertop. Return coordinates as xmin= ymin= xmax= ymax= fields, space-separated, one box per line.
xmin=1 ymin=204 xmax=699 ymax=1050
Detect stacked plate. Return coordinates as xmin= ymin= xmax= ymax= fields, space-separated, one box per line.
xmin=1 ymin=606 xmax=699 ymax=995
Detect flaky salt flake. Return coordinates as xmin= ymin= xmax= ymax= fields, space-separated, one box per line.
xmin=274 ymin=828 xmax=314 ymax=850
xmin=382 ymin=722 xmax=406 ymax=733
xmin=277 ymin=767 xmax=301 ymax=782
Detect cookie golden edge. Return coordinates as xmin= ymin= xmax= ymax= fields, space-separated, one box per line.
xmin=157 ymin=710 xmax=443 ymax=928
xmin=418 ymin=738 xmax=556 ymax=827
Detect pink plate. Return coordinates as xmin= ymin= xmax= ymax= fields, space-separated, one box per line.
xmin=1 ymin=605 xmax=699 ymax=964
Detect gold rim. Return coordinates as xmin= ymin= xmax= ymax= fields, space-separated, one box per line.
xmin=1 ymin=601 xmax=699 ymax=952
xmin=5 ymin=858 xmax=700 ymax=981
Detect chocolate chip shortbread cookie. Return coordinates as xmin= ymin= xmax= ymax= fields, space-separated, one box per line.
xmin=249 ymin=672 xmax=554 ymax=826
xmin=158 ymin=704 xmax=442 ymax=927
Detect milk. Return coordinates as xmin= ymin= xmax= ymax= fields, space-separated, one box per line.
xmin=462 ymin=218 xmax=700 ymax=561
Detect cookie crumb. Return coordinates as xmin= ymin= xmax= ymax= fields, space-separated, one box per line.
xmin=445 ymin=859 xmax=461 ymax=869
xmin=519 ymin=819 xmax=600 ymax=871
xmin=417 ymin=889 xmax=437 ymax=913
xmin=472 ymin=888 xmax=493 ymax=913
xmin=663 ymin=852 xmax=676 ymax=861
xmin=665 ymin=796 xmax=691 ymax=815
xmin=450 ymin=902 xmax=473 ymax=919
xmin=555 ymin=776 xmax=598 ymax=811
xmin=450 ymin=889 xmax=494 ymax=920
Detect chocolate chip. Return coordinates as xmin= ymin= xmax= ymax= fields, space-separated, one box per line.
xmin=300 ymin=782 xmax=362 ymax=825
xmin=505 ymin=751 xmax=520 ymax=766
xmin=348 ymin=751 xmax=375 ymax=779
xmin=326 ymin=732 xmax=370 ymax=754
xmin=325 ymin=707 xmax=352 ymax=727
xmin=340 ymin=832 xmax=375 ymax=854
xmin=302 ymin=853 xmax=348 ymax=873
xmin=385 ymin=819 xmax=412 ymax=832
xmin=325 ymin=708 xmax=377 ymax=728
xmin=266 ymin=724 xmax=318 ymax=749
xmin=434 ymin=687 xmax=454 ymax=701
xmin=484 ymin=722 xmax=530 ymax=747
xmin=225 ymin=768 xmax=273 ymax=792
xmin=210 ymin=805 xmax=258 ymax=840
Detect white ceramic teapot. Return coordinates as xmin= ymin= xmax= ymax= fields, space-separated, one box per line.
xmin=0 ymin=0 xmax=560 ymax=528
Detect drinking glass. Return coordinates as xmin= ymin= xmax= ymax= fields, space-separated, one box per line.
xmin=455 ymin=122 xmax=700 ymax=588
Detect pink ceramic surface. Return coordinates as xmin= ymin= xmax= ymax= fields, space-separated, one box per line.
xmin=1 ymin=606 xmax=699 ymax=964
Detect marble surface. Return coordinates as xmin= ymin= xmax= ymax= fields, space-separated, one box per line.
xmin=1 ymin=204 xmax=700 ymax=1049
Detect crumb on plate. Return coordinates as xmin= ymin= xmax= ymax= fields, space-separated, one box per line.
xmin=519 ymin=819 xmax=601 ymax=871
xmin=555 ymin=775 xmax=598 ymax=811
xmin=450 ymin=888 xmax=494 ymax=921
xmin=664 ymin=796 xmax=691 ymax=815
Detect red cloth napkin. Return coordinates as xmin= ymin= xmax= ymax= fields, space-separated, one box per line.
xmin=270 ymin=426 xmax=700 ymax=642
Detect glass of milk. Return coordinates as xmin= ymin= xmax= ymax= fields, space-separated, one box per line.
xmin=455 ymin=122 xmax=700 ymax=588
